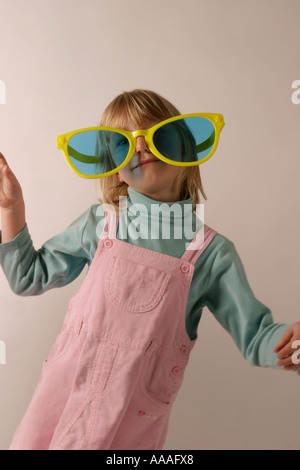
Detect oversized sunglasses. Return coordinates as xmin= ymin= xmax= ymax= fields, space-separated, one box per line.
xmin=56 ymin=113 xmax=225 ymax=179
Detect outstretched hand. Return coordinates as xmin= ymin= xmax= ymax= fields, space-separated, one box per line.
xmin=0 ymin=152 xmax=25 ymax=243
xmin=0 ymin=152 xmax=23 ymax=210
xmin=274 ymin=321 xmax=300 ymax=375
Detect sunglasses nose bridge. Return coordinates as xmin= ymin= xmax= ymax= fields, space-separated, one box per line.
xmin=132 ymin=129 xmax=148 ymax=139
xmin=131 ymin=129 xmax=151 ymax=152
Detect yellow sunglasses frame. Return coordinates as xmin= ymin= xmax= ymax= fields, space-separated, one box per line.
xmin=56 ymin=113 xmax=225 ymax=179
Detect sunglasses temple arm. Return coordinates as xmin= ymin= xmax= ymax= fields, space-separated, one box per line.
xmin=67 ymin=145 xmax=101 ymax=164
xmin=195 ymin=129 xmax=215 ymax=153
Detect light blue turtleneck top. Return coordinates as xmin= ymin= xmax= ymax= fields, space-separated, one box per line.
xmin=0 ymin=187 xmax=289 ymax=368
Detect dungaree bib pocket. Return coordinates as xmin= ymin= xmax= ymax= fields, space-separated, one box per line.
xmin=104 ymin=256 xmax=170 ymax=313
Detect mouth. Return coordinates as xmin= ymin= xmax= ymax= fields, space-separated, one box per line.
xmin=132 ymin=159 xmax=160 ymax=170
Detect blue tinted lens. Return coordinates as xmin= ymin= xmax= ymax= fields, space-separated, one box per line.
xmin=68 ymin=130 xmax=130 ymax=176
xmin=153 ymin=117 xmax=215 ymax=162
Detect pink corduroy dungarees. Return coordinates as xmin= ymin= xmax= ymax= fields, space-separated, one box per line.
xmin=10 ymin=210 xmax=217 ymax=450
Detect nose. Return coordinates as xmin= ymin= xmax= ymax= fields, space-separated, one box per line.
xmin=135 ymin=136 xmax=150 ymax=154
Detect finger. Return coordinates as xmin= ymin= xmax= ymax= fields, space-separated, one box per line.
xmin=277 ymin=354 xmax=294 ymax=367
xmin=2 ymin=165 xmax=19 ymax=195
xmin=0 ymin=152 xmax=8 ymax=167
xmin=277 ymin=338 xmax=300 ymax=359
xmin=0 ymin=165 xmax=20 ymax=203
xmin=276 ymin=343 xmax=295 ymax=359
xmin=0 ymin=155 xmax=10 ymax=179
xmin=274 ymin=328 xmax=293 ymax=353
xmin=283 ymin=363 xmax=300 ymax=372
xmin=278 ymin=346 xmax=300 ymax=366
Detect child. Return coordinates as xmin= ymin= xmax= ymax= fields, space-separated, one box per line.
xmin=0 ymin=89 xmax=299 ymax=450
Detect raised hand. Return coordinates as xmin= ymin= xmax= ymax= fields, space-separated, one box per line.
xmin=0 ymin=152 xmax=23 ymax=210
xmin=0 ymin=152 xmax=25 ymax=243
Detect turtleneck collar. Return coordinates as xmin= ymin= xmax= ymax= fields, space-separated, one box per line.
xmin=127 ymin=187 xmax=195 ymax=220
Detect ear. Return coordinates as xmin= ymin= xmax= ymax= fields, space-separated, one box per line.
xmin=113 ymin=172 xmax=123 ymax=183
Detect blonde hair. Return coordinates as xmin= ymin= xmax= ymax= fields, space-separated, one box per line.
xmin=96 ymin=89 xmax=207 ymax=213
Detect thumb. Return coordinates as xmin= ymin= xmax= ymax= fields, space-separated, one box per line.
xmin=2 ymin=163 xmax=23 ymax=201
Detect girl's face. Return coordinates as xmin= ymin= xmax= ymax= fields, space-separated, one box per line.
xmin=113 ymin=120 xmax=183 ymax=202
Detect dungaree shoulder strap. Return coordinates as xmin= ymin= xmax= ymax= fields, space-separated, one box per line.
xmin=181 ymin=224 xmax=218 ymax=265
xmin=99 ymin=210 xmax=120 ymax=240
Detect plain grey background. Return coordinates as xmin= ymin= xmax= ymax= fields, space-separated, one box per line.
xmin=0 ymin=0 xmax=299 ymax=450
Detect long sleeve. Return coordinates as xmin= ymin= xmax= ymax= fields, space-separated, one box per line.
xmin=203 ymin=238 xmax=291 ymax=368
xmin=0 ymin=205 xmax=99 ymax=296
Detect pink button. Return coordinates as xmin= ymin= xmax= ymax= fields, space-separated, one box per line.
xmin=138 ymin=410 xmax=146 ymax=416
xmin=180 ymin=263 xmax=190 ymax=274
xmin=104 ymin=239 xmax=113 ymax=248
xmin=180 ymin=345 xmax=188 ymax=355
xmin=172 ymin=366 xmax=180 ymax=375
